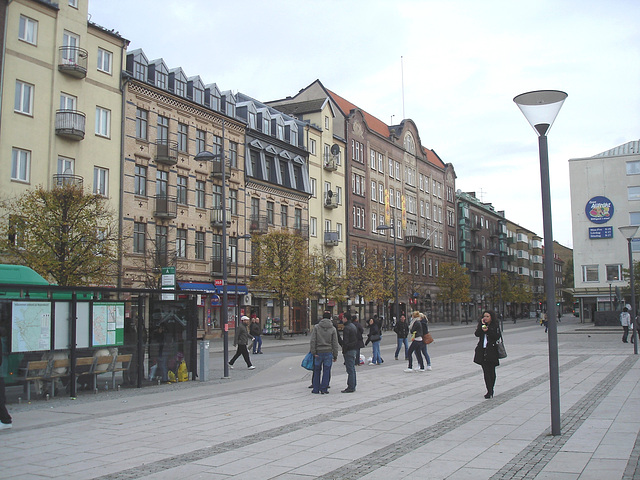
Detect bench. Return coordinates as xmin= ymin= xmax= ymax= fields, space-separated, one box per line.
xmin=109 ymin=354 xmax=133 ymax=389
xmin=22 ymin=360 xmax=51 ymax=401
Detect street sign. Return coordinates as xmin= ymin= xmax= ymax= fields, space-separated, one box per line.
xmin=214 ymin=279 xmax=224 ymax=286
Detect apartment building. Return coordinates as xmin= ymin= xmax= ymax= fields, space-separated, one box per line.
xmin=0 ymin=0 xmax=127 ymax=281
xmin=266 ymin=95 xmax=347 ymax=322
xmin=570 ymin=140 xmax=640 ymax=320
xmin=273 ymin=80 xmax=457 ymax=322
xmin=235 ymin=92 xmax=311 ymax=333
xmin=121 ymin=48 xmax=247 ymax=336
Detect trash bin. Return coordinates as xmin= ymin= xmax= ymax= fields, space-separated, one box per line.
xmin=199 ymin=340 xmax=210 ymax=382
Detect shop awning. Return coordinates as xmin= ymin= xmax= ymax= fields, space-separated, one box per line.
xmin=178 ymin=282 xmax=217 ymax=293
xmin=214 ymin=285 xmax=248 ymax=295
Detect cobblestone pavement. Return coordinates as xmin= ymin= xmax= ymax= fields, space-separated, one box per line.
xmin=1 ymin=318 xmax=639 ymax=479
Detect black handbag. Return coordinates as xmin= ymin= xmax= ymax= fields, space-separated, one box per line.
xmin=496 ymin=334 xmax=507 ymax=359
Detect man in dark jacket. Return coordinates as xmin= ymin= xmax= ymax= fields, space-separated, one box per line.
xmin=309 ymin=311 xmax=339 ymax=394
xmin=341 ymin=315 xmax=358 ymax=393
xmin=229 ymin=316 xmax=255 ymax=370
xmin=393 ymin=314 xmax=409 ymax=360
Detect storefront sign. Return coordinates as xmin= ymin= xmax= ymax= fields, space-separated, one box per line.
xmin=585 ymin=196 xmax=613 ymax=224
xmin=589 ymin=226 xmax=613 ymax=239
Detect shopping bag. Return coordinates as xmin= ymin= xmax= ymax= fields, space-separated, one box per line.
xmin=301 ymin=352 xmax=314 ymax=370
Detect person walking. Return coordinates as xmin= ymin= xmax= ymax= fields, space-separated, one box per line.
xmin=473 ymin=310 xmax=501 ymax=399
xmin=250 ymin=316 xmax=263 ymax=354
xmin=341 ymin=315 xmax=358 ymax=393
xmin=620 ymin=307 xmax=631 ymax=343
xmin=309 ymin=311 xmax=339 ymax=394
xmin=419 ymin=313 xmax=432 ymax=371
xmin=364 ymin=318 xmax=383 ymax=365
xmin=354 ymin=315 xmax=365 ymax=366
xmin=0 ymin=326 xmax=12 ymax=429
xmin=229 ymin=316 xmax=255 ymax=370
xmin=393 ymin=314 xmax=409 ymax=360
xmin=405 ymin=313 xmax=425 ymax=372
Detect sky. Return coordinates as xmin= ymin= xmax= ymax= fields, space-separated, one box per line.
xmin=89 ymin=0 xmax=640 ymax=248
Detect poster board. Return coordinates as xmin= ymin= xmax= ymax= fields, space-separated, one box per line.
xmin=11 ymin=301 xmax=51 ymax=352
xmin=92 ymin=302 xmax=124 ymax=347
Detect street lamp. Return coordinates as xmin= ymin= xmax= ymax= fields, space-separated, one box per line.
xmin=487 ymin=246 xmax=503 ymax=332
xmin=234 ymin=234 xmax=251 ymax=337
xmin=195 ymin=128 xmax=231 ymax=379
xmin=514 ymin=89 xmax=567 ymax=436
xmin=619 ymin=225 xmax=639 ymax=354
xmin=377 ymin=223 xmax=400 ymax=328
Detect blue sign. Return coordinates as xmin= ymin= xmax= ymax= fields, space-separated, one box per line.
xmin=585 ymin=196 xmax=613 ymax=224
xmin=589 ymin=226 xmax=613 ymax=239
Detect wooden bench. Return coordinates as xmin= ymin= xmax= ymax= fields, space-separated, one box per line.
xmin=49 ymin=358 xmax=71 ymax=398
xmin=109 ymin=354 xmax=133 ymax=389
xmin=22 ymin=360 xmax=51 ymax=401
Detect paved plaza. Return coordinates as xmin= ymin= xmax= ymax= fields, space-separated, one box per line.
xmin=1 ymin=316 xmax=639 ymax=479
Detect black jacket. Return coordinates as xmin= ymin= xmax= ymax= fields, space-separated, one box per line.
xmin=364 ymin=322 xmax=381 ymax=346
xmin=394 ymin=320 xmax=409 ymax=338
xmin=342 ymin=322 xmax=358 ymax=352
xmin=473 ymin=321 xmax=501 ymax=366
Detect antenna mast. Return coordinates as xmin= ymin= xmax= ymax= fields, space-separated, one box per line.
xmin=401 ymin=56 xmax=405 ymax=120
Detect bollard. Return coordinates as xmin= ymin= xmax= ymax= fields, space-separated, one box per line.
xmin=117 ymin=384 xmax=120 ymax=391
xmin=18 ymin=397 xmax=22 ymax=404
xmin=45 ymin=393 xmax=49 ymax=402
xmin=199 ymin=340 xmax=210 ymax=382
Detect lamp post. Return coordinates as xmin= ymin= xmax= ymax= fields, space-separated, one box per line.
xmin=487 ymin=247 xmax=503 ymax=333
xmin=195 ymin=125 xmax=230 ymax=379
xmin=377 ymin=223 xmax=400 ymax=328
xmin=514 ymin=89 xmax=567 ymax=436
xmin=619 ymin=225 xmax=639 ymax=354
xmin=234 ymin=234 xmax=251 ymax=336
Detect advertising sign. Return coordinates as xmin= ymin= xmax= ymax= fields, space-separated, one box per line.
xmin=588 ymin=226 xmax=613 ymax=239
xmin=585 ymin=196 xmax=613 ymax=224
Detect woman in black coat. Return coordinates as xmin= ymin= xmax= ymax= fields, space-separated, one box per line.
xmin=473 ymin=310 xmax=500 ymax=399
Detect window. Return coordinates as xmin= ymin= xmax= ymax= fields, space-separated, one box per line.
xmin=136 ymin=108 xmax=148 ymax=140
xmin=606 ymin=264 xmax=622 ymax=281
xmin=93 ymin=167 xmax=108 ymax=196
xmin=177 ymin=123 xmax=188 ymax=152
xmin=196 ymin=129 xmax=206 ymax=154
xmin=14 ymin=81 xmax=33 ymax=115
xmin=95 ymin=107 xmax=110 ymax=137
xmin=281 ymin=204 xmax=288 ymax=227
xmin=60 ymin=92 xmax=76 ymax=111
xmin=267 ymin=201 xmax=274 ymax=224
xmin=229 ymin=141 xmax=238 ymax=168
xmin=133 ymin=222 xmax=145 ymax=254
xmin=378 ymin=153 xmax=384 ymax=172
xmin=371 ymin=181 xmax=377 ymax=201
xmin=11 ymin=148 xmax=30 ymax=182
xmin=157 ymin=115 xmax=169 ymax=142
xmin=62 ymin=31 xmax=80 ymax=64
xmin=156 ymin=225 xmax=168 ymax=259
xmin=195 ymin=231 xmax=205 ymax=260
xmin=176 ymin=229 xmax=187 ymax=258
xmin=134 ymin=165 xmax=147 ymax=196
xmin=19 ymin=15 xmax=38 ymax=44
xmin=310 ymin=139 xmax=316 ymax=155
xmin=629 ymin=187 xmax=640 ymax=201
xmin=69 ymin=0 xmax=78 ymax=7
xmin=310 ymin=217 xmax=317 ymax=237
xmin=229 ymin=189 xmax=237 ymax=215
xmin=627 ymin=161 xmax=640 ymax=175
xmin=57 ymin=156 xmax=74 ymax=175
xmin=310 ymin=178 xmax=317 ymax=197
xmin=196 ymin=180 xmax=205 ymax=208
xmin=582 ymin=265 xmax=599 ymax=282
xmin=156 ymin=170 xmax=168 ymax=196
xmin=337 ymin=223 xmax=343 ymax=241
xmin=177 ymin=175 xmax=187 ymax=204
xmin=97 ymin=48 xmax=112 ymax=74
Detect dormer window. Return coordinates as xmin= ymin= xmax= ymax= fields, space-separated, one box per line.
xmin=273 ymin=116 xmax=285 ymax=140
xmin=404 ymin=133 xmax=416 ymax=154
xmin=174 ymin=78 xmax=186 ymax=97
xmin=149 ymin=59 xmax=168 ymax=90
xmin=169 ymin=68 xmax=187 ymax=98
xmin=246 ymin=103 xmax=257 ymax=129
xmin=286 ymin=122 xmax=298 ymax=147
xmin=258 ymin=108 xmax=271 ymax=135
xmin=188 ymin=76 xmax=205 ymax=105
xmin=206 ymin=84 xmax=221 ymax=111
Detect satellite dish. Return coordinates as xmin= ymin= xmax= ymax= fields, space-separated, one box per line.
xmin=327 ymin=190 xmax=333 ymax=198
xmin=330 ymin=144 xmax=340 ymax=155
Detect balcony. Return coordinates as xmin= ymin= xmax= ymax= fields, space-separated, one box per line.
xmin=55 ymin=110 xmax=86 ymax=140
xmin=323 ymin=155 xmax=338 ymax=171
xmin=211 ymin=255 xmax=231 ymax=276
xmin=52 ymin=174 xmax=83 ymax=189
xmin=471 ymin=242 xmax=482 ymax=251
xmin=58 ymin=46 xmax=88 ymax=78
xmin=405 ymin=235 xmax=430 ymax=249
xmin=469 ymin=264 xmax=483 ymax=273
xmin=249 ymin=216 xmax=268 ymax=234
xmin=210 ymin=157 xmax=231 ymax=179
xmin=154 ymin=195 xmax=177 ymax=219
xmin=324 ymin=192 xmax=338 ymax=209
xmin=292 ymin=222 xmax=309 ymax=240
xmin=210 ymin=208 xmax=231 ymax=227
xmin=155 ymin=140 xmax=178 ymax=165
xmin=470 ymin=221 xmax=481 ymax=231
xmin=324 ymin=231 xmax=339 ymax=247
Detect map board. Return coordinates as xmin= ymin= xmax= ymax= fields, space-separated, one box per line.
xmin=92 ymin=302 xmax=124 ymax=347
xmin=12 ymin=301 xmax=51 ymax=352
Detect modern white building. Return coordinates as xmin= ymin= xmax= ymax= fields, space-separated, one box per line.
xmin=569 ymin=140 xmax=640 ymax=320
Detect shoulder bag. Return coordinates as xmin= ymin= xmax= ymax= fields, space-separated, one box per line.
xmin=496 ymin=333 xmax=507 ymax=359
xmin=301 ymin=352 xmax=314 ymax=371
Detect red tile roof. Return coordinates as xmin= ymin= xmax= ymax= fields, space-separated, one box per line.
xmin=327 ymin=89 xmax=390 ymax=139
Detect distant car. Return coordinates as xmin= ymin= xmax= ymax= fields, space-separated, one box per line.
xmin=573 ymin=301 xmax=580 ymax=317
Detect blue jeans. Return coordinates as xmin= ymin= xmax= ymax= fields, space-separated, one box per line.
xmin=312 ymin=352 xmax=333 ymax=393
xmin=420 ymin=342 xmax=431 ymax=366
xmin=344 ymin=349 xmax=357 ymax=391
xmin=371 ymin=341 xmax=382 ymax=364
xmin=252 ymin=335 xmax=262 ymax=353
xmin=395 ymin=337 xmax=408 ymax=359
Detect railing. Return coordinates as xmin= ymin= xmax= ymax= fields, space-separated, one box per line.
xmin=323 ymin=155 xmax=338 ymax=171
xmin=153 ymin=195 xmax=177 ymax=218
xmin=52 ymin=174 xmax=83 ymax=189
xmin=155 ymin=140 xmax=178 ymax=165
xmin=249 ymin=216 xmax=269 ymax=234
xmin=292 ymin=222 xmax=309 ymax=240
xmin=55 ymin=110 xmax=86 ymax=140
xmin=324 ymin=193 xmax=338 ymax=208
xmin=58 ymin=46 xmax=88 ymax=78
xmin=324 ymin=231 xmax=339 ymax=246
xmin=210 ymin=208 xmax=231 ymax=227
xmin=210 ymin=158 xmax=231 ymax=179
xmin=405 ymin=235 xmax=430 ymax=249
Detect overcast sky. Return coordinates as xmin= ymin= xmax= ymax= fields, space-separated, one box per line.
xmin=89 ymin=0 xmax=640 ymax=248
